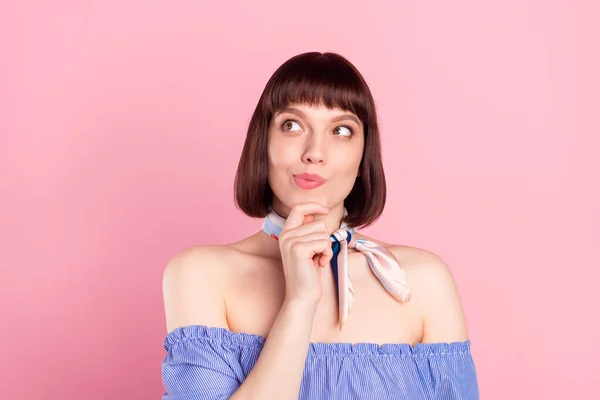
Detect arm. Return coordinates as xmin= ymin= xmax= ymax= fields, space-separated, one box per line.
xmin=390 ymin=248 xmax=478 ymax=399
xmin=163 ymin=246 xmax=230 ymax=334
xmin=388 ymin=246 xmax=469 ymax=343
xmin=229 ymin=299 xmax=316 ymax=400
xmin=164 ymin=203 xmax=331 ymax=400
xmin=415 ymin=251 xmax=469 ymax=343
xmin=163 ymin=246 xmax=317 ymax=400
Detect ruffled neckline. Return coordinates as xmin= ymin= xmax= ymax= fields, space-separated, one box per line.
xmin=164 ymin=324 xmax=471 ymax=356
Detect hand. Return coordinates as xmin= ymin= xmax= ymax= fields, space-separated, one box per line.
xmin=278 ymin=202 xmax=333 ymax=307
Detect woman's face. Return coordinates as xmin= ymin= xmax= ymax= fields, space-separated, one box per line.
xmin=267 ymin=102 xmax=365 ymax=214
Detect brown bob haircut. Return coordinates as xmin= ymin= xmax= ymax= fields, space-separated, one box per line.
xmin=234 ymin=52 xmax=387 ymax=229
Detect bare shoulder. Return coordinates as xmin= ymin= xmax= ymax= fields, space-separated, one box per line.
xmin=357 ymin=234 xmax=469 ymax=343
xmin=390 ymin=244 xmax=469 ymax=343
xmin=162 ymin=244 xmax=238 ymax=334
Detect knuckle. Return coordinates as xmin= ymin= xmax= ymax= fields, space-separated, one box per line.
xmin=290 ymin=242 xmax=303 ymax=256
xmin=283 ymin=238 xmax=294 ymax=250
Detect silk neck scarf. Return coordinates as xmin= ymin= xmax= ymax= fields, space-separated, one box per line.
xmin=262 ymin=206 xmax=411 ymax=329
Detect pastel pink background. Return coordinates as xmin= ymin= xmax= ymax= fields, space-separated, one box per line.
xmin=1 ymin=1 xmax=597 ymax=399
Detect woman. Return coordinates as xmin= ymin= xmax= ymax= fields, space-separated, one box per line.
xmin=161 ymin=52 xmax=479 ymax=399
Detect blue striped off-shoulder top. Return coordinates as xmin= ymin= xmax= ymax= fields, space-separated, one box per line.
xmin=161 ymin=325 xmax=479 ymax=399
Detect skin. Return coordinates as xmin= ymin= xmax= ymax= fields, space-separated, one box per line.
xmin=163 ymin=103 xmax=469 ymax=348
xmin=163 ymin=103 xmax=470 ymax=398
xmin=267 ymin=103 xmax=364 ymax=234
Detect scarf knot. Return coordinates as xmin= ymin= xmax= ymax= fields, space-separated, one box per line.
xmin=262 ymin=207 xmax=411 ymax=329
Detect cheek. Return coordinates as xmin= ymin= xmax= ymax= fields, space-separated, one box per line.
xmin=267 ymin=138 xmax=281 ymax=167
xmin=268 ymin=148 xmax=284 ymax=170
xmin=334 ymin=146 xmax=362 ymax=173
xmin=351 ymin=144 xmax=365 ymax=172
xmin=268 ymin=142 xmax=297 ymax=169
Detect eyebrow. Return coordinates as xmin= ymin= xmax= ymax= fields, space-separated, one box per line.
xmin=275 ymin=107 xmax=362 ymax=127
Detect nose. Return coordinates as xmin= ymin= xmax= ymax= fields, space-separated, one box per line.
xmin=301 ymin=132 xmax=326 ymax=164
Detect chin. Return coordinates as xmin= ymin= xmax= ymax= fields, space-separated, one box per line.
xmin=274 ymin=194 xmax=327 ymax=209
xmin=286 ymin=197 xmax=347 ymax=212
xmin=271 ymin=184 xmax=348 ymax=211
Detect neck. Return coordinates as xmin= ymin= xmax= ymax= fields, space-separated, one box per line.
xmin=270 ymin=200 xmax=346 ymax=235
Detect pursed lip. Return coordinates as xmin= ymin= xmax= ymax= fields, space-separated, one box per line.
xmin=293 ymin=173 xmax=326 ymax=183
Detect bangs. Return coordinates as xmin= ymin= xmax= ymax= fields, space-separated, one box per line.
xmin=260 ymin=53 xmax=375 ymax=124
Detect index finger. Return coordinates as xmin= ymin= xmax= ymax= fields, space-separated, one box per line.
xmin=282 ymin=203 xmax=329 ymax=232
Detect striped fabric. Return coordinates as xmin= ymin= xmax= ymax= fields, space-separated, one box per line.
xmin=161 ymin=325 xmax=480 ymax=399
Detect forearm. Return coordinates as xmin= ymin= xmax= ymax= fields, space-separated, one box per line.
xmin=230 ymin=299 xmax=316 ymax=400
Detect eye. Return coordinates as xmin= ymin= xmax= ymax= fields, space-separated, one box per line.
xmin=333 ymin=126 xmax=353 ymax=137
xmin=282 ymin=120 xmax=302 ymax=132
